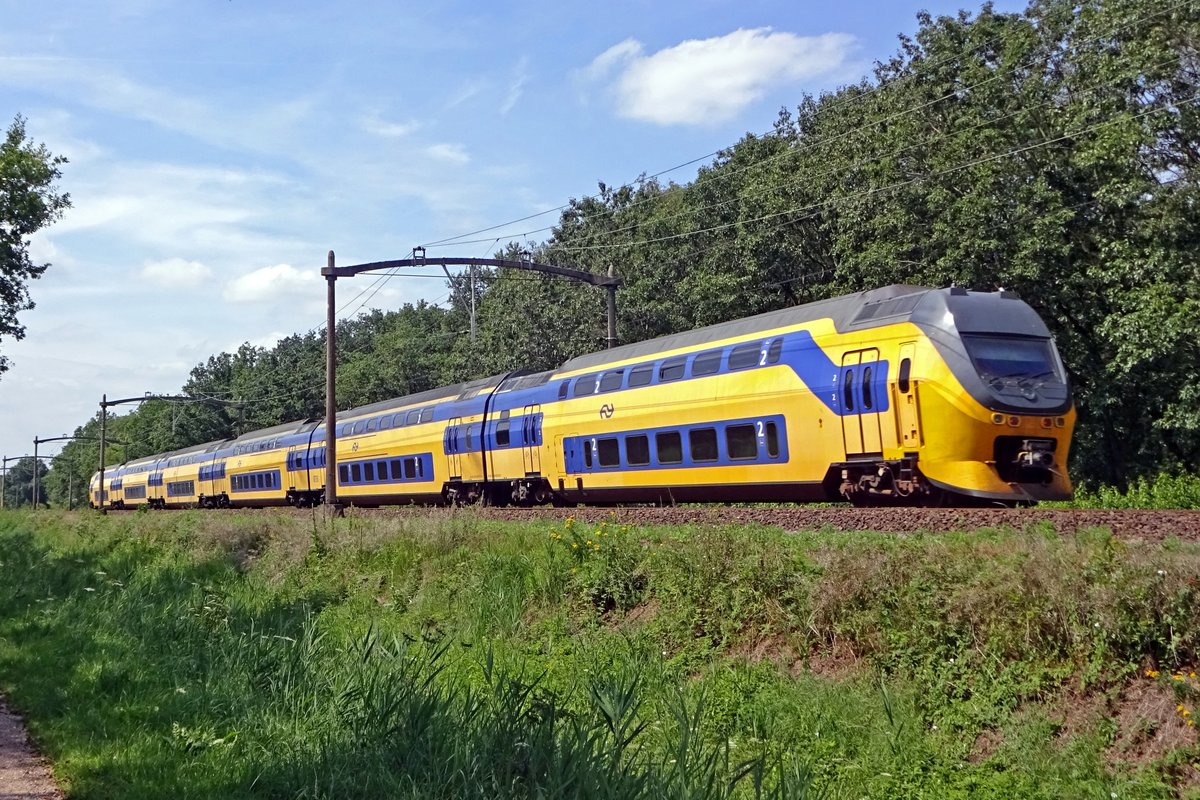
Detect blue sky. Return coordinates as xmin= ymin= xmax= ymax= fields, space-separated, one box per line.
xmin=0 ymin=0 xmax=1025 ymax=464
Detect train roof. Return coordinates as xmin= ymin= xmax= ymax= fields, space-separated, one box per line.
xmin=559 ymin=284 xmax=1049 ymax=372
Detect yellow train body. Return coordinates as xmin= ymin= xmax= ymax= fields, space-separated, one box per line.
xmin=92 ymin=286 xmax=1074 ymax=509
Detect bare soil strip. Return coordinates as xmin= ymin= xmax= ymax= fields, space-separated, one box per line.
xmin=0 ymin=696 xmax=62 ymax=800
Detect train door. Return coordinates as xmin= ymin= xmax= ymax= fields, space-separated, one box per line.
xmin=287 ymin=445 xmax=307 ymax=491
xmin=446 ymin=417 xmax=463 ymax=479
xmin=894 ymin=343 xmax=922 ymax=449
xmin=522 ymin=404 xmax=542 ymax=475
xmin=839 ymin=349 xmax=884 ymax=456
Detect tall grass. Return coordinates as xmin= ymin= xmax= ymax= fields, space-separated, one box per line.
xmin=1067 ymin=472 xmax=1200 ymax=509
xmin=0 ymin=509 xmax=1196 ymax=799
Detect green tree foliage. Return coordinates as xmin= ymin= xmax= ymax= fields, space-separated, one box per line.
xmin=0 ymin=116 xmax=70 ymax=377
xmin=2 ymin=456 xmax=47 ymax=508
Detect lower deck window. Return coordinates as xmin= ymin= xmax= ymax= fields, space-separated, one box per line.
xmin=656 ymin=431 xmax=682 ymax=464
xmin=726 ymin=424 xmax=758 ymax=460
xmin=597 ymin=437 xmax=620 ymax=467
xmin=689 ymin=428 xmax=718 ymax=462
xmin=625 ymin=434 xmax=650 ymax=466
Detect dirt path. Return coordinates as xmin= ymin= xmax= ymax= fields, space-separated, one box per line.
xmin=0 ymin=696 xmax=62 ymax=800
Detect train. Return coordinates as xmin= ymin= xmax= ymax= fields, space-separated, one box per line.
xmin=89 ymin=284 xmax=1074 ymax=510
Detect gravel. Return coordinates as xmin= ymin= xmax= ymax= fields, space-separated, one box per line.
xmin=386 ymin=506 xmax=1200 ymax=542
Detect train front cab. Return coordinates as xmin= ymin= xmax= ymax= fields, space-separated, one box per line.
xmin=835 ymin=289 xmax=1074 ymax=506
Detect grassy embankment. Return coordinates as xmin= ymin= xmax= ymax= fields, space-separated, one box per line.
xmin=0 ymin=509 xmax=1198 ymax=799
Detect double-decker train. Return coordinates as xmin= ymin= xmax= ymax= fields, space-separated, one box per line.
xmin=90 ymin=285 xmax=1074 ymax=509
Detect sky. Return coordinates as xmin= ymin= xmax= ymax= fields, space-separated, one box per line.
xmin=0 ymin=0 xmax=1025 ymax=464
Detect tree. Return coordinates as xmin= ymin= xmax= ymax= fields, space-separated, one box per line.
xmin=2 ymin=456 xmax=47 ymax=508
xmin=0 ymin=116 xmax=71 ymax=377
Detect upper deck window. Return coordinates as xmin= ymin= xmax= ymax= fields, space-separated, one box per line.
xmin=573 ymin=374 xmax=598 ymax=396
xmin=598 ymin=370 xmax=624 ymax=393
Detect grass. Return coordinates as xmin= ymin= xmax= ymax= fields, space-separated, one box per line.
xmin=0 ymin=508 xmax=1198 ymax=798
xmin=1056 ymin=472 xmax=1200 ymax=509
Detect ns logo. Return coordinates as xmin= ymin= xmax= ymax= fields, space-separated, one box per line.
xmin=599 ymin=404 xmax=615 ymax=419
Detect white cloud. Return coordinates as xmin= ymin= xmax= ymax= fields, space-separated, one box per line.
xmin=140 ymin=257 xmax=213 ymax=289
xmin=361 ymin=112 xmax=419 ymax=138
xmin=223 ymin=263 xmax=318 ymax=303
xmin=500 ymin=56 xmax=531 ymax=115
xmin=583 ymin=39 xmax=644 ymax=82
xmin=424 ymin=143 xmax=470 ymax=165
xmin=583 ymin=28 xmax=856 ymax=126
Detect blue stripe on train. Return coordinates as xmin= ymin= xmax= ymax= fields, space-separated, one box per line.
xmin=562 ymin=414 xmax=789 ymax=474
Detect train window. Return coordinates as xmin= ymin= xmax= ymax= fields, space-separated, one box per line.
xmin=659 ymin=358 xmax=686 ymax=382
xmin=573 ymin=374 xmax=598 ymax=396
xmin=338 ymin=465 xmax=349 ymax=484
xmin=898 ymin=358 xmax=911 ymax=393
xmin=656 ymin=431 xmax=682 ymax=464
xmin=496 ymin=419 xmax=511 ymax=447
xmin=692 ymin=350 xmax=722 ymax=376
xmin=726 ymin=425 xmax=758 ymax=460
xmin=728 ymin=342 xmax=761 ymax=370
xmin=584 ymin=442 xmax=594 ymax=469
xmin=364 ymin=462 xmax=375 ymax=482
xmin=353 ymin=421 xmax=367 ymax=435
xmin=689 ymin=428 xmax=719 ymax=462
xmin=597 ymin=437 xmax=620 ymax=467
xmin=367 ymin=418 xmax=379 ymax=432
xmin=599 ymin=370 xmax=624 ymax=392
xmin=767 ymin=339 xmax=783 ymax=364
xmin=843 ymin=370 xmax=855 ymax=411
xmin=466 ymin=426 xmax=474 ymax=449
xmin=341 ymin=424 xmax=353 ymax=437
xmin=766 ymin=422 xmax=780 ymax=458
xmin=406 ymin=410 xmax=421 ymax=425
xmin=405 ymin=458 xmax=417 ymax=479
xmin=392 ymin=414 xmax=405 ymax=428
xmin=351 ymin=464 xmax=362 ymax=482
xmin=417 ymin=459 xmax=424 ymax=478
xmin=626 ymin=435 xmax=650 ymax=466
xmin=379 ymin=416 xmax=392 ymax=431
xmin=558 ymin=381 xmax=569 ymax=400
xmin=390 ymin=459 xmax=403 ymax=479
xmin=862 ymin=367 xmax=874 ymax=410
xmin=420 ymin=408 xmax=434 ymax=424
xmin=628 ymin=365 xmax=653 ymax=387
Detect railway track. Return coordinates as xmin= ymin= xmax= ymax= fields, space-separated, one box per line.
xmin=311 ymin=505 xmax=1200 ymax=542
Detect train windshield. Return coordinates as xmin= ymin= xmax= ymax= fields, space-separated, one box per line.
xmin=962 ymin=335 xmax=1063 ymax=383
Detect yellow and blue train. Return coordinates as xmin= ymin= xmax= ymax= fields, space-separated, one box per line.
xmin=90 ymin=285 xmax=1074 ymax=509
